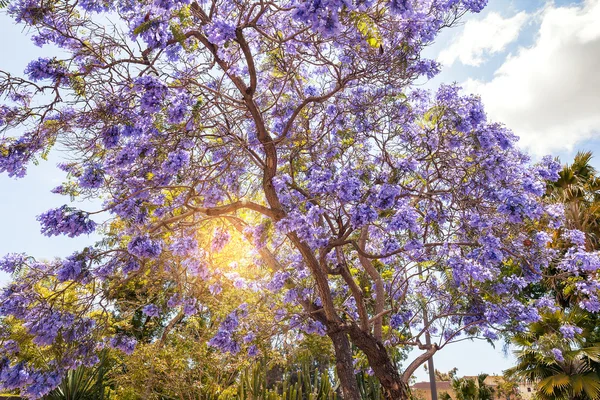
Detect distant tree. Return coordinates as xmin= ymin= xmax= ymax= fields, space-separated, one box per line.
xmin=436 ymin=368 xmax=459 ymax=382
xmin=495 ymin=376 xmax=523 ymax=400
xmin=451 ymin=374 xmax=495 ymax=400
xmin=440 ymin=392 xmax=453 ymax=400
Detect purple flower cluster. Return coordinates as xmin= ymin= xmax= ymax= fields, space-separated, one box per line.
xmin=24 ymin=57 xmax=67 ymax=82
xmin=109 ymin=335 xmax=137 ymax=355
xmin=23 ymin=309 xmax=75 ymax=346
xmin=135 ymin=76 xmax=168 ymax=113
xmin=127 ymin=235 xmax=162 ymax=259
xmin=205 ymin=19 xmax=237 ymax=46
xmin=0 ymin=138 xmax=35 ymax=178
xmin=0 ymin=360 xmax=62 ymax=399
xmin=350 ymin=204 xmax=378 ymax=228
xmin=208 ymin=311 xmax=241 ymax=354
xmin=211 ymin=228 xmax=230 ymax=252
xmin=183 ymin=298 xmax=198 ymax=316
xmin=169 ymin=236 xmax=198 ymax=256
xmin=559 ymin=324 xmax=583 ymax=340
xmin=551 ymin=348 xmax=564 ymax=362
xmin=37 ymin=206 xmax=96 ymax=237
xmin=57 ymin=253 xmax=88 ymax=282
xmin=0 ymin=253 xmax=27 ymax=274
xmin=142 ymin=304 xmax=160 ymax=317
xmin=162 ymin=150 xmax=190 ymax=175
xmin=79 ymin=164 xmax=104 ymax=189
xmin=390 ymin=310 xmax=413 ymax=330
xmin=101 ymin=126 xmax=120 ymax=149
xmin=167 ymin=294 xmax=198 ymax=316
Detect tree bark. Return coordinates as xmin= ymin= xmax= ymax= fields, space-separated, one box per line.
xmin=347 ymin=324 xmax=411 ymax=399
xmin=328 ymin=329 xmax=361 ymax=400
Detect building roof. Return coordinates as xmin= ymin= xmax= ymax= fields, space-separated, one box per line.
xmin=411 ymin=381 xmax=453 ymax=391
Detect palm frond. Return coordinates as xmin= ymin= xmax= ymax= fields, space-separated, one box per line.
xmin=538 ymin=374 xmax=570 ymax=396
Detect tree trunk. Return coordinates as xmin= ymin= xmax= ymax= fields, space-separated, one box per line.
xmin=347 ymin=325 xmax=411 ymax=399
xmin=329 ymin=329 xmax=361 ymax=400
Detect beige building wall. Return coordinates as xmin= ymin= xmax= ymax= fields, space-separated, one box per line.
xmin=411 ymin=376 xmax=536 ymax=400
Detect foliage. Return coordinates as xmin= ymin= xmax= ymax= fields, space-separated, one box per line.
xmin=450 ymin=374 xmax=495 ymax=400
xmin=44 ymin=351 xmax=112 ymax=400
xmin=436 ymin=368 xmax=459 ymax=382
xmin=547 ymin=151 xmax=600 ymax=250
xmin=236 ymin=360 xmax=338 ymax=400
xmin=506 ymin=312 xmax=600 ymax=400
xmin=1 ymin=0 xmax=600 ymax=399
xmin=494 ymin=376 xmax=522 ymax=400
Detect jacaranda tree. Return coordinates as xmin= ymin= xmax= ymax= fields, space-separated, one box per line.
xmin=2 ymin=0 xmax=600 ymax=399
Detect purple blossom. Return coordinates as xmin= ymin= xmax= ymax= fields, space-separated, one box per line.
xmin=389 ymin=0 xmax=412 ymax=15
xmin=337 ymin=174 xmax=362 ymax=202
xmin=390 ymin=311 xmax=413 ymax=329
xmin=551 ymin=348 xmax=564 ymax=362
xmin=211 ymin=228 xmax=230 ymax=252
xmin=208 ymin=331 xmax=240 ymax=354
xmin=135 ymin=76 xmax=168 ymax=113
xmin=183 ymin=298 xmax=198 ymax=316
xmin=142 ymin=304 xmax=160 ymax=317
xmin=536 ymin=155 xmax=561 ymax=182
xmin=57 ymin=253 xmax=89 ymax=282
xmin=162 ymin=150 xmax=190 ymax=175
xmin=267 ymin=271 xmax=290 ymax=292
xmin=169 ymin=236 xmax=197 ymax=256
xmin=374 ymin=184 xmax=400 ymax=209
xmin=101 ymin=126 xmax=120 ymax=149
xmin=24 ymin=58 xmax=67 ymax=81
xmin=559 ymin=248 xmax=600 ymax=273
xmin=247 ymin=345 xmax=259 ymax=357
xmin=206 ymin=19 xmax=236 ymax=46
xmin=559 ymin=324 xmax=582 ymax=340
xmin=220 ymin=312 xmax=239 ymax=332
xmin=463 ymin=0 xmax=488 ymax=12
xmin=127 ymin=235 xmax=162 ymax=258
xmin=3 ymin=340 xmax=20 ymax=355
xmin=167 ymin=294 xmax=181 ymax=308
xmin=243 ymin=332 xmax=255 ymax=343
xmin=350 ymin=204 xmax=377 ymax=228
xmin=122 ymin=259 xmax=140 ymax=275
xmin=109 ymin=335 xmax=137 ymax=355
xmin=0 ymin=253 xmax=27 ymax=274
xmin=563 ymin=229 xmax=587 ymax=247
xmin=209 ymin=283 xmax=222 ymax=296
xmin=79 ymin=164 xmax=104 ymax=189
xmin=78 ymin=0 xmax=113 ymax=12
xmin=37 ymin=206 xmax=96 ymax=237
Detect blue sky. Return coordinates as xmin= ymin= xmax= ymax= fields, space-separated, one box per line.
xmin=0 ymin=16 xmax=98 ymax=271
xmin=1 ymin=0 xmax=600 ymax=383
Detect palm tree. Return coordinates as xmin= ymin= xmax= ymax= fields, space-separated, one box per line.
xmin=505 ymin=314 xmax=600 ymax=400
xmin=450 ymin=374 xmax=494 ymax=400
xmin=547 ymin=151 xmax=600 ymax=250
xmin=495 ymin=377 xmax=522 ymax=400
xmin=436 ymin=368 xmax=459 ymax=382
xmin=540 ymin=152 xmax=600 ymax=311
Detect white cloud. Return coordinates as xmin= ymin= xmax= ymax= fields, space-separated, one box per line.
xmin=464 ymin=0 xmax=600 ymax=156
xmin=438 ymin=11 xmax=528 ymax=66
